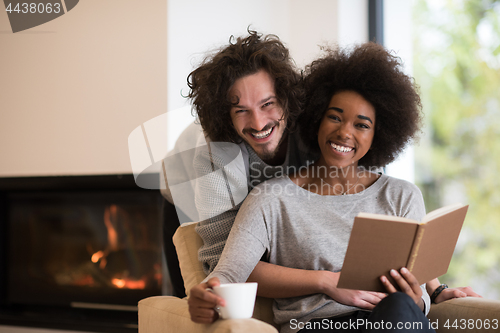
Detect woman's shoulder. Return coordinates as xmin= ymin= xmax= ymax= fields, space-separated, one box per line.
xmin=381 ymin=174 xmax=421 ymax=191
xmin=376 ymin=174 xmax=426 ymax=220
xmin=377 ymin=174 xmax=424 ymax=204
xmin=245 ymin=176 xmax=297 ymax=204
xmin=249 ymin=175 xmax=292 ymax=194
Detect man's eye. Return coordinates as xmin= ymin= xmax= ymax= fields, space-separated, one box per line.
xmin=234 ymin=109 xmax=247 ymax=114
xmin=262 ymin=102 xmax=273 ymax=108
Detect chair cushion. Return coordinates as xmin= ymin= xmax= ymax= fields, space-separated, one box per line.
xmin=173 ymin=222 xmax=207 ymax=296
xmin=139 ymin=296 xmax=278 ymax=333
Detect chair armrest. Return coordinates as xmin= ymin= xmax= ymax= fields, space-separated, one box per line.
xmin=138 ymin=296 xmax=279 ymax=333
xmin=173 ymin=223 xmax=206 ymax=295
xmin=428 ymin=297 xmax=500 ymax=333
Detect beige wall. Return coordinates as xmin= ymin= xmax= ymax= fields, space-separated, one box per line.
xmin=0 ymin=0 xmax=369 ymax=178
xmin=0 ymin=0 xmax=167 ymax=177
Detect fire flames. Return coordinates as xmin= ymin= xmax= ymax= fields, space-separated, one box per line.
xmin=111 ymin=278 xmax=146 ymax=289
xmin=83 ymin=204 xmax=162 ymax=290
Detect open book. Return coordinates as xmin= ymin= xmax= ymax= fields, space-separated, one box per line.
xmin=337 ymin=203 xmax=468 ymax=292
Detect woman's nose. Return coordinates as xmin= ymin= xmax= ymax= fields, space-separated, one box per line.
xmin=337 ymin=123 xmax=353 ymax=139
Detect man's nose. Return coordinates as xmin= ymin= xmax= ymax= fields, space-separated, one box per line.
xmin=249 ymin=110 xmax=268 ymax=131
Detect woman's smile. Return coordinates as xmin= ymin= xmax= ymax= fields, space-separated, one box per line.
xmin=329 ymin=141 xmax=354 ymax=154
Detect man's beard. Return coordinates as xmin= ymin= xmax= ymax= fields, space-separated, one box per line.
xmin=254 ymin=144 xmax=277 ymax=161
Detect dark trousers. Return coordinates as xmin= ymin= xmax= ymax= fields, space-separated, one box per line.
xmin=298 ymin=293 xmax=436 ymax=332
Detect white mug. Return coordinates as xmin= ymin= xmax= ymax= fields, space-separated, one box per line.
xmin=212 ymin=282 xmax=258 ymax=319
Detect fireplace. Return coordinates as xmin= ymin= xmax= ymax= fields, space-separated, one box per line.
xmin=0 ymin=174 xmax=168 ymax=332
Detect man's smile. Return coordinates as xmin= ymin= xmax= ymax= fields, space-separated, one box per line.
xmin=250 ymin=126 xmax=274 ymax=140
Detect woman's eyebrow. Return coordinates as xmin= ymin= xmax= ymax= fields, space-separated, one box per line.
xmin=358 ymin=115 xmax=373 ymax=124
xmin=327 ymin=107 xmax=373 ymax=124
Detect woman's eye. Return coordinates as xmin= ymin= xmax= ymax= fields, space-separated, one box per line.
xmin=328 ymin=115 xmax=340 ymax=122
xmin=357 ymin=123 xmax=370 ymax=129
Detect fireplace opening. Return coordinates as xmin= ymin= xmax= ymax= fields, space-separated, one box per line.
xmin=0 ymin=175 xmax=168 ymax=332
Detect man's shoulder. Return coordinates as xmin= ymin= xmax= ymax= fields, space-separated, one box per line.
xmin=192 ymin=141 xmax=248 ymax=175
xmin=170 ymin=121 xmax=206 ymax=152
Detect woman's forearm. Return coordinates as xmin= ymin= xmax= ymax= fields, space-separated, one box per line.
xmin=247 ymin=261 xmax=338 ymax=298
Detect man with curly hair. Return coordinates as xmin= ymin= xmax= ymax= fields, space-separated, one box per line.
xmin=161 ymin=30 xmax=316 ymax=286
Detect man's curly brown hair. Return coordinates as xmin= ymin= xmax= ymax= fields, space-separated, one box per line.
xmin=299 ymin=42 xmax=423 ymax=168
xmin=186 ymin=30 xmax=303 ymax=143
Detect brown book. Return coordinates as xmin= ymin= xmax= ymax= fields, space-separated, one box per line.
xmin=337 ymin=203 xmax=468 ymax=292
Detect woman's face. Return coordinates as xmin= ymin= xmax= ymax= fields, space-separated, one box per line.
xmin=317 ymin=90 xmax=376 ymax=170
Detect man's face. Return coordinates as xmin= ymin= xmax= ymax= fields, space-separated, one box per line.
xmin=228 ymin=70 xmax=287 ymax=163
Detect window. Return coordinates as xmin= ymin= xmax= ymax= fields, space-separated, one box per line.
xmin=411 ymin=0 xmax=500 ymax=299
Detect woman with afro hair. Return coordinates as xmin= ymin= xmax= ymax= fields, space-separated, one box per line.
xmin=188 ymin=43 xmax=479 ymax=333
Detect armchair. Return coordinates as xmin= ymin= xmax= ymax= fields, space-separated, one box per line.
xmin=139 ymin=222 xmax=278 ymax=333
xmin=139 ymin=223 xmax=500 ymax=333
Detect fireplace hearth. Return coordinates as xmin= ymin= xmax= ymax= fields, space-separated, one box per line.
xmin=0 ymin=174 xmax=167 ymax=333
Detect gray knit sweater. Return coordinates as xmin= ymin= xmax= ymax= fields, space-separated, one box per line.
xmin=207 ymin=174 xmax=431 ymax=333
xmin=195 ymin=132 xmax=316 ymax=274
